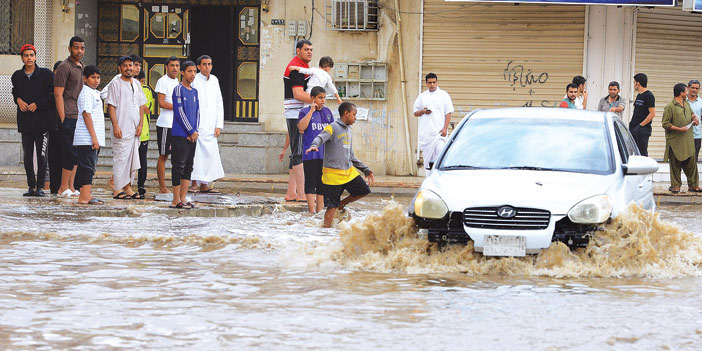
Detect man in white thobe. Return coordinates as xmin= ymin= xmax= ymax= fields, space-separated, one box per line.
xmin=191 ymin=55 xmax=225 ymax=193
xmin=106 ymin=56 xmax=146 ymax=198
xmin=413 ymin=73 xmax=454 ymax=172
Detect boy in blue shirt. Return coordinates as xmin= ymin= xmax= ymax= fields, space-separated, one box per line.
xmin=170 ymin=61 xmax=200 ymax=209
xmin=298 ymin=86 xmax=334 ymax=213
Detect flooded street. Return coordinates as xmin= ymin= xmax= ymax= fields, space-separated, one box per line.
xmin=1 ymin=193 xmax=702 ymax=350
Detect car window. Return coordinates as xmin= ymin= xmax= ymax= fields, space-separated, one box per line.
xmin=440 ymin=117 xmax=614 ymax=175
xmin=612 ymin=123 xmax=630 ymax=164
xmin=614 ymin=120 xmax=638 ymax=156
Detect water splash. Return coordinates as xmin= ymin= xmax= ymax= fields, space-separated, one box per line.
xmin=325 ymin=201 xmax=702 ymax=278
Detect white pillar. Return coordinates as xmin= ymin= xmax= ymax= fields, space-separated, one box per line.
xmin=584 ymin=5 xmax=636 ymax=123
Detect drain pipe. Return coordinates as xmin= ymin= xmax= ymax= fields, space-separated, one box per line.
xmin=394 ymin=0 xmax=415 ymax=176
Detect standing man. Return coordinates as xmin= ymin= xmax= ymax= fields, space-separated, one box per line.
xmin=155 ymin=57 xmax=181 ymax=194
xmin=191 ymin=55 xmax=225 ymax=193
xmin=597 ymin=81 xmax=626 ymax=118
xmin=662 ymin=83 xmax=701 ymax=193
xmin=54 ymin=36 xmax=85 ymax=197
xmin=686 ymin=80 xmax=702 ymax=161
xmin=47 ymin=60 xmax=64 ymax=195
xmin=563 ymin=76 xmax=588 ymax=110
xmin=630 ymin=73 xmax=655 ymax=156
xmin=106 ymin=56 xmax=147 ymax=199
xmin=280 ymin=39 xmax=313 ymax=202
xmin=11 ymin=44 xmax=54 ymax=197
xmin=412 ymin=73 xmax=454 ymax=171
xmin=560 ymin=84 xmax=579 ymax=109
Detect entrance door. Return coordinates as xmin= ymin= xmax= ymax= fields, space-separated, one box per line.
xmin=97 ymin=2 xmax=190 ymax=92
xmin=232 ymin=5 xmax=261 ymax=122
xmin=190 ymin=6 xmax=234 ymax=121
xmin=142 ymin=4 xmax=190 ymax=92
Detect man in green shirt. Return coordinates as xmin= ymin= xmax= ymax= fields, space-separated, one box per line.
xmin=137 ymin=70 xmax=157 ymax=196
xmin=559 ymin=84 xmax=578 ymax=109
xmin=662 ymin=83 xmax=702 ymax=193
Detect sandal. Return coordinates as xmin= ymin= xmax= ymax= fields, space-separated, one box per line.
xmin=185 ymin=201 xmax=196 ymax=209
xmin=130 ymin=193 xmax=145 ymax=199
xmin=87 ymin=198 xmax=104 ymax=205
xmin=690 ymin=187 xmax=702 ymax=193
xmin=113 ymin=192 xmax=131 ymax=200
xmin=169 ymin=202 xmax=184 ymax=209
xmin=198 ymin=188 xmax=222 ymax=194
xmin=669 ymin=186 xmax=680 ymax=194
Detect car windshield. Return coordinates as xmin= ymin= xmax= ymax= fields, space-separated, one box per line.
xmin=440 ymin=117 xmax=614 ymax=174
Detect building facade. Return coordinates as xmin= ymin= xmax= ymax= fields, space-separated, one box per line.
xmin=0 ymin=0 xmax=700 ymax=172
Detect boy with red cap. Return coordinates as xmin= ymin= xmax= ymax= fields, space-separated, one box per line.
xmin=11 ymin=44 xmax=55 ymax=197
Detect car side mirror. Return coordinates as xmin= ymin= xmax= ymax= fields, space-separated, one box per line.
xmin=428 ymin=161 xmax=435 ymax=170
xmin=623 ymin=155 xmax=659 ymax=175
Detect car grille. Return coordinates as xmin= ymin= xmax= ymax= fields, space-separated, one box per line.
xmin=463 ymin=207 xmax=551 ymax=230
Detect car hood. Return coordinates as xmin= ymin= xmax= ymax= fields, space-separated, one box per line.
xmin=421 ymin=169 xmax=616 ymax=215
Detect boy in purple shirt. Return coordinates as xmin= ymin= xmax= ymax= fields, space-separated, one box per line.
xmin=170 ymin=61 xmax=200 ymax=209
xmin=298 ymin=86 xmax=334 ymax=213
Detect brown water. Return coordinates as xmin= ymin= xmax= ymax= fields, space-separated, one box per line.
xmin=1 ymin=196 xmax=702 ymax=350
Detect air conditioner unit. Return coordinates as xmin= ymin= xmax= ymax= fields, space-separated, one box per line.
xmin=683 ymin=0 xmax=701 ymax=12
xmin=326 ymin=0 xmax=378 ymax=31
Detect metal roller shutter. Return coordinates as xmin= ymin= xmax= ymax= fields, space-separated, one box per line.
xmin=422 ymin=1 xmax=585 ymax=124
xmin=634 ymin=5 xmax=702 ymax=160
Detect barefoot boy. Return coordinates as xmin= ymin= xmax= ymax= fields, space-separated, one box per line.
xmin=306 ymin=102 xmax=374 ymax=227
xmin=298 ymin=86 xmax=334 ymax=213
xmin=74 ymin=65 xmax=105 ymax=204
xmin=290 ymin=56 xmax=342 ymax=104
xmin=169 ymin=61 xmax=199 ymax=209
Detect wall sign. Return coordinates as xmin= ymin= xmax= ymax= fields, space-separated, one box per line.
xmin=446 ymin=0 xmax=674 ymax=6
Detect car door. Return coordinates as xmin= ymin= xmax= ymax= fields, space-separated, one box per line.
xmin=613 ymin=119 xmax=654 ymax=209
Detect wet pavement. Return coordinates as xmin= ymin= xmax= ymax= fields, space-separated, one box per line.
xmin=0 ymin=188 xmax=701 ymax=350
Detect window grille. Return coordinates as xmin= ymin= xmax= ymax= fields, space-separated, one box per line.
xmin=0 ymin=0 xmax=35 ymax=55
xmin=325 ymin=0 xmax=378 ymax=31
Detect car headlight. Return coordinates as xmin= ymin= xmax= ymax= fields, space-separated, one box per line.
xmin=413 ymin=189 xmax=449 ymax=219
xmin=568 ymin=195 xmax=612 ymax=224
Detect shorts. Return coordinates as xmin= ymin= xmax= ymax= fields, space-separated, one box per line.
xmin=75 ymin=145 xmax=97 ymax=189
xmin=303 ymin=159 xmax=323 ymax=195
xmin=285 ymin=109 xmax=303 ymax=168
xmin=170 ymin=136 xmax=196 ymax=186
xmin=323 ymin=175 xmax=371 ymax=209
xmin=157 ymin=126 xmax=172 ymax=156
xmin=60 ymin=118 xmax=78 ymax=170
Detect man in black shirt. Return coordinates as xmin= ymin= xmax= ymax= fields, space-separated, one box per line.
xmin=11 ymin=44 xmax=54 ymax=197
xmin=630 ymin=73 xmax=655 ymax=156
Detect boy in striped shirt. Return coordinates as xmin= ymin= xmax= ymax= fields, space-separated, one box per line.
xmin=74 ymin=65 xmax=105 ymax=205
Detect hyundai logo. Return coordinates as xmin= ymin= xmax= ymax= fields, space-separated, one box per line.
xmin=497 ymin=206 xmax=517 ymax=218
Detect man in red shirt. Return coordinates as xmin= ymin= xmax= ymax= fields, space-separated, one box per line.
xmin=279 ymin=40 xmax=313 ymax=202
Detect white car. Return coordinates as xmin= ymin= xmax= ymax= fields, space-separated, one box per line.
xmin=409 ymin=107 xmax=659 ymax=257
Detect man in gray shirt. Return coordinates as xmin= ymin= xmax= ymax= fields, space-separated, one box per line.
xmin=597 ymin=81 xmax=626 ymax=118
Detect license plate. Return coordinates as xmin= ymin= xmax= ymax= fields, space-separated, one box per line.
xmin=483 ymin=235 xmax=526 ymax=257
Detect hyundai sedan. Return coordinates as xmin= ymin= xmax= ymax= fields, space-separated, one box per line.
xmin=409 ymin=108 xmax=659 ymax=257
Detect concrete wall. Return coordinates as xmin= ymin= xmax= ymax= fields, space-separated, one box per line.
xmin=51 ymin=0 xmax=77 ymax=66
xmin=74 ymin=0 xmax=98 ymax=66
xmin=259 ymin=0 xmax=419 ymax=175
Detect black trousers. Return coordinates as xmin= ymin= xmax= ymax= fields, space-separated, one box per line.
xmin=630 ymin=126 xmax=651 ymax=157
xmin=138 ymin=141 xmax=149 ymax=192
xmin=21 ymin=132 xmax=47 ymax=190
xmin=171 ymin=136 xmax=196 ymax=187
xmin=47 ymin=128 xmax=62 ymax=194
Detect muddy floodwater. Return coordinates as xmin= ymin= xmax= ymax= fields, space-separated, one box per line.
xmin=1 ymin=193 xmax=702 ymax=350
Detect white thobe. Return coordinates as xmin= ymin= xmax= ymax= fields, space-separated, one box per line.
xmin=413 ymin=87 xmax=454 ymax=170
xmin=191 ymin=72 xmax=225 ymax=183
xmin=106 ymin=78 xmax=146 ymax=190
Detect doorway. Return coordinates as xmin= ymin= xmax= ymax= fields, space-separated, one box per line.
xmin=190 ymin=6 xmax=234 ymax=121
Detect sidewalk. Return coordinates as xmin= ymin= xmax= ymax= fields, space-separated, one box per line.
xmin=1 ymin=166 xmax=701 ymax=204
